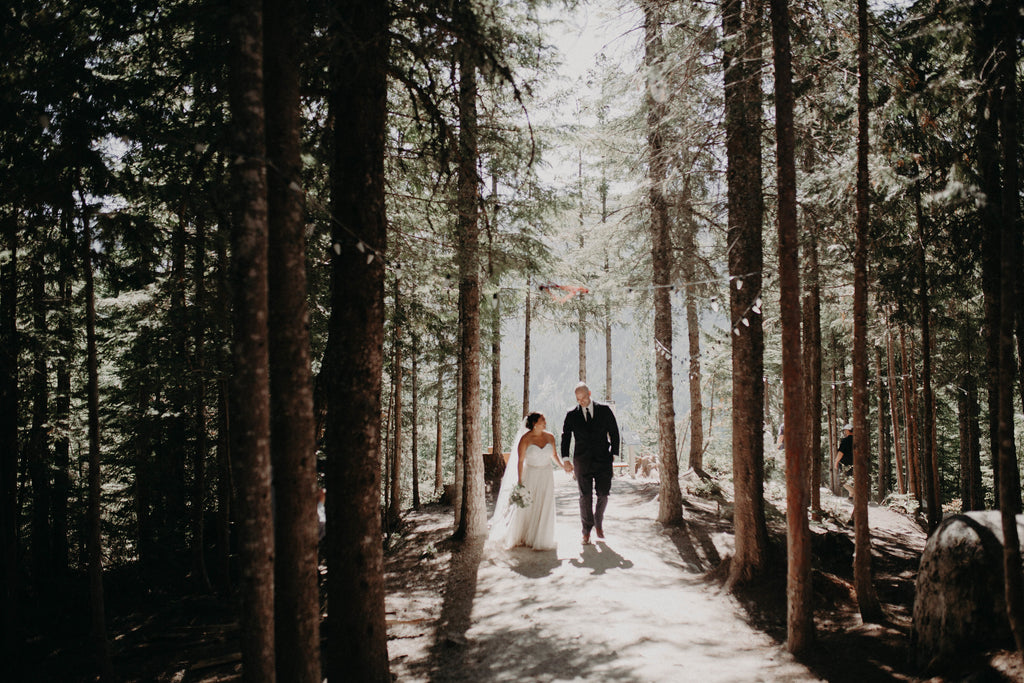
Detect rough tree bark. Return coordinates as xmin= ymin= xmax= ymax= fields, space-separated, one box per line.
xmin=900 ymin=327 xmax=920 ymax=502
xmin=769 ymin=0 xmax=814 ymax=652
xmin=802 ymin=198 xmax=822 ymax=513
xmin=489 ymin=290 xmax=501 ymax=466
xmin=454 ymin=15 xmax=487 ymax=539
xmin=52 ymin=213 xmax=72 ymax=577
xmin=214 ymin=222 xmax=233 ymax=592
xmin=27 ymin=254 xmax=51 ymax=585
xmin=228 ymin=0 xmax=276 ymax=677
xmin=723 ymin=0 xmax=769 ymax=588
xmin=994 ymin=0 xmax=1023 ymax=650
xmin=875 ymin=345 xmax=890 ymax=501
xmin=412 ymin=338 xmax=420 ymax=509
xmin=972 ymin=0 xmax=1004 ymax=510
xmin=168 ymin=210 xmax=189 ymax=554
xmin=82 ymin=202 xmax=112 ymax=678
xmin=643 ymin=0 xmax=682 ymax=525
xmin=325 ymin=0 xmax=392 ymax=678
xmin=190 ymin=216 xmax=211 ymax=591
xmin=454 ymin=361 xmax=464 ymax=528
xmin=958 ymin=318 xmax=983 ymax=511
xmin=389 ymin=277 xmax=403 ymax=527
xmin=914 ymin=183 xmax=940 ymax=532
xmin=852 ymin=0 xmax=883 ymax=620
xmin=577 ymin=308 xmax=586 ymax=382
xmin=885 ymin=313 xmax=906 ymax=495
xmin=523 ymin=275 xmax=531 ymax=416
xmin=681 ymin=184 xmax=705 ymax=474
xmin=265 ymin=0 xmax=321 ymax=676
xmin=435 ymin=363 xmax=444 ymax=496
xmin=0 ymin=216 xmax=18 ymax=661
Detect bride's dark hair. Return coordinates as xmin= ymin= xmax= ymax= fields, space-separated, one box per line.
xmin=524 ymin=411 xmax=544 ymax=430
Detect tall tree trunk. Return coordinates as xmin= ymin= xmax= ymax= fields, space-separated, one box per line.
xmin=829 ymin=364 xmax=837 ymax=492
xmin=214 ymin=220 xmax=233 ymax=592
xmin=491 ymin=291 xmax=502 ymax=490
xmin=389 ymin=280 xmax=402 ymax=527
xmin=382 ymin=386 xmax=392 ymax=518
xmin=577 ymin=156 xmax=587 ymax=384
xmin=681 ymin=186 xmax=705 ymax=474
xmin=958 ymin=319 xmax=983 ymax=511
xmin=134 ymin=366 xmax=155 ymax=573
xmin=802 ymin=205 xmax=822 ymax=514
xmin=909 ymin=334 xmax=924 ymax=503
xmin=852 ymin=0 xmax=883 ymax=620
xmin=169 ymin=211 xmax=189 ymax=557
xmin=0 ymin=215 xmax=19 ymax=659
xmin=837 ymin=352 xmax=849 ymax=425
xmin=643 ymin=0 xmax=682 ymax=525
xmin=994 ymin=0 xmax=1023 ymax=649
xmin=885 ymin=314 xmax=906 ymax=495
xmin=900 ymin=327 xmax=920 ymax=502
xmin=412 ymin=338 xmax=420 ymax=509
xmin=578 ymin=304 xmax=587 ymax=382
xmin=229 ymin=1 xmax=276 ymax=678
xmin=435 ymin=363 xmax=444 ymax=496
xmin=52 ymin=212 xmax=73 ymax=577
xmin=454 ymin=360 xmax=464 ymax=528
xmin=325 ymin=0 xmax=391 ymax=677
xmin=605 ymin=292 xmax=613 ymax=402
xmin=769 ymin=0 xmax=813 ymax=651
xmin=875 ymin=344 xmax=890 ymax=502
xmin=191 ymin=216 xmax=211 ymax=591
xmin=454 ymin=20 xmax=487 ymax=540
xmin=265 ymin=0 xmax=321 ymax=676
xmin=523 ymin=275 xmax=531 ymax=415
xmin=972 ymin=0 xmax=1004 ymax=511
xmin=27 ymin=253 xmax=52 ymax=586
xmin=914 ymin=184 xmax=940 ymax=532
xmin=82 ymin=203 xmax=112 ymax=678
xmin=723 ymin=0 xmax=768 ymax=587
xmin=602 ymin=184 xmax=613 ymax=402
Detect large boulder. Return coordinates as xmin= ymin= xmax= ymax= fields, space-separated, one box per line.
xmin=910 ymin=510 xmax=1024 ymax=670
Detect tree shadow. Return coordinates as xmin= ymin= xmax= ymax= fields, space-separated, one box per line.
xmin=667 ymin=516 xmax=723 ymax=575
xmin=426 ymin=534 xmax=486 ymax=680
xmin=569 ymin=542 xmax=634 ymax=575
xmin=507 ymin=548 xmax=562 ymax=579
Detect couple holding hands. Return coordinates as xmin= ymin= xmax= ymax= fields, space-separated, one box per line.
xmin=490 ymin=382 xmax=621 ymax=550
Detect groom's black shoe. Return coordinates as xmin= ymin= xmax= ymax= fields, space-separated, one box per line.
xmin=595 ymin=527 xmax=605 ymax=540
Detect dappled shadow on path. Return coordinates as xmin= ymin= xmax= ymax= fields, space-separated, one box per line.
xmin=425 ymin=534 xmax=486 ymax=682
xmin=428 ymin=619 xmax=636 ymax=682
xmin=568 ymin=542 xmax=634 ymax=575
xmin=507 ymin=548 xmax=562 ymax=579
xmin=668 ymin=517 xmax=723 ymax=575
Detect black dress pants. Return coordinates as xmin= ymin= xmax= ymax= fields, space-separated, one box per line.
xmin=577 ymin=466 xmax=612 ymax=535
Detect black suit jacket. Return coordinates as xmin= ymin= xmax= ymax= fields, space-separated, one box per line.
xmin=561 ymin=402 xmax=620 ymax=474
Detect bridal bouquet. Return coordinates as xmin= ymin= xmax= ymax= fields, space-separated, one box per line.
xmin=509 ymin=483 xmax=532 ymax=509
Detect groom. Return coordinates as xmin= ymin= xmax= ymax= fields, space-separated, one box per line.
xmin=561 ymin=382 xmax=620 ymax=545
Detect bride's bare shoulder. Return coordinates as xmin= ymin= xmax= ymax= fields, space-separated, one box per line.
xmin=543 ymin=430 xmax=555 ymax=443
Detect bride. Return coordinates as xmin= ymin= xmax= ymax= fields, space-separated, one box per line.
xmin=490 ymin=411 xmax=572 ymax=550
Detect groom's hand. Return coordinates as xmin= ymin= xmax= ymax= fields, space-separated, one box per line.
xmin=562 ymin=461 xmax=574 ymax=474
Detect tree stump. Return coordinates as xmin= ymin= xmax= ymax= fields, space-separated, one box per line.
xmin=910 ymin=511 xmax=1024 ymax=671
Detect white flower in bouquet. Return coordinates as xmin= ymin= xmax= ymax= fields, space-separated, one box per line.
xmin=509 ymin=483 xmax=532 ymax=509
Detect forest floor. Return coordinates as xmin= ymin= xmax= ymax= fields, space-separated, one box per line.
xmin=24 ymin=470 xmax=1024 ymax=682
xmin=383 ymin=471 xmax=1024 ymax=683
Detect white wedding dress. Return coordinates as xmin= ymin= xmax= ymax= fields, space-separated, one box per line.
xmin=490 ymin=441 xmax=558 ymax=550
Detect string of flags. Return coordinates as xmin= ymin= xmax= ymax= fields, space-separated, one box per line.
xmin=538 ymin=282 xmax=590 ymax=302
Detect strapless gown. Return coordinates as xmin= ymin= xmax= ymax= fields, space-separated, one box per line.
xmin=497 ymin=443 xmax=557 ymax=550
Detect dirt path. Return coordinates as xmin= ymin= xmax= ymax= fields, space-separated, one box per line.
xmin=387 ymin=472 xmax=823 ymax=682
